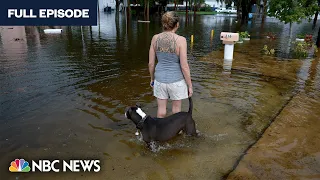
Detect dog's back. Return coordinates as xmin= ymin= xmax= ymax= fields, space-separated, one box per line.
xmin=126 ymin=97 xmax=196 ymax=144
xmin=144 ymin=97 xmax=196 ymax=142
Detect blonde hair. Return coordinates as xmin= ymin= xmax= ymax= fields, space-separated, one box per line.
xmin=161 ymin=11 xmax=179 ymax=31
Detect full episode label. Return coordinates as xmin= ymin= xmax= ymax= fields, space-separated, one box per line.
xmin=0 ymin=0 xmax=97 ymax=25
xmin=8 ymin=9 xmax=90 ymax=18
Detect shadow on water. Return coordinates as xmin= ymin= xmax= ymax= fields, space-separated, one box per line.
xmin=0 ymin=13 xmax=319 ymax=179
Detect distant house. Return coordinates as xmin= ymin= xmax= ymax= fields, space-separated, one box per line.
xmin=98 ymin=0 xmax=144 ymax=11
xmin=98 ymin=0 xmax=235 ymax=11
xmin=204 ymin=0 xmax=234 ymax=8
xmin=166 ymin=0 xmax=235 ymax=10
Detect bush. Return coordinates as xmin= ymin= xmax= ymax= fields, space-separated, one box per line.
xmin=297 ymin=34 xmax=305 ymax=39
xmin=237 ymin=31 xmax=250 ymax=41
xmin=200 ymin=4 xmax=212 ymax=12
xmin=204 ymin=5 xmax=212 ymax=12
xmin=292 ymin=41 xmax=318 ymax=58
xmin=262 ymin=45 xmax=275 ymax=55
xmin=239 ymin=31 xmax=250 ymax=38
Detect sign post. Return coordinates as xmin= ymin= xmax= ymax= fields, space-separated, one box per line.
xmin=220 ymin=32 xmax=239 ymax=61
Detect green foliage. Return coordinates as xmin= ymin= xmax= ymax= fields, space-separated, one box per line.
xmin=237 ymin=31 xmax=250 ymax=42
xmin=268 ymin=0 xmax=320 ymax=24
xmin=131 ymin=9 xmax=137 ymax=15
xmin=239 ymin=31 xmax=250 ymax=38
xmin=200 ymin=4 xmax=213 ymax=11
xmin=297 ymin=34 xmax=305 ymax=39
xmin=193 ymin=0 xmax=205 ymax=5
xmin=262 ymin=45 xmax=276 ymax=55
xmin=292 ymin=40 xmax=318 ymax=58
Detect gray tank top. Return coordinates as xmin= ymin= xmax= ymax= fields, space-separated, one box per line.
xmin=154 ymin=33 xmax=184 ymax=83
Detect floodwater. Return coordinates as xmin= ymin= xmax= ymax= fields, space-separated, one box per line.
xmin=0 ymin=13 xmax=319 ymax=179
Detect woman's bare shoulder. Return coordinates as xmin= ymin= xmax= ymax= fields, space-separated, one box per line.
xmin=175 ymin=34 xmax=185 ymax=40
xmin=154 ymin=33 xmax=164 ymax=38
xmin=176 ymin=35 xmax=187 ymax=44
xmin=151 ymin=34 xmax=161 ymax=42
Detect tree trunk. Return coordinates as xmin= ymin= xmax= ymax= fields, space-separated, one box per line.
xmin=186 ymin=0 xmax=188 ymax=15
xmin=147 ymin=0 xmax=149 ymax=21
xmin=126 ymin=0 xmax=130 ymax=22
xmin=186 ymin=0 xmax=188 ymax=22
xmin=174 ymin=0 xmax=177 ymax=11
xmin=313 ymin=11 xmax=319 ymax=29
xmin=260 ymin=17 xmax=265 ymax=33
xmin=144 ymin=0 xmax=147 ymax=20
xmin=313 ymin=0 xmax=320 ymax=29
xmin=317 ymin=25 xmax=320 ymax=47
xmin=128 ymin=1 xmax=131 ymax=15
xmin=241 ymin=0 xmax=248 ymax=23
xmin=290 ymin=22 xmax=293 ymax=39
xmin=236 ymin=0 xmax=241 ymax=20
xmin=263 ymin=0 xmax=267 ymax=15
xmin=115 ymin=13 xmax=119 ymax=40
xmin=115 ymin=0 xmax=120 ymax=19
xmin=261 ymin=10 xmax=266 ymax=23
xmin=287 ymin=22 xmax=293 ymax=57
xmin=193 ymin=0 xmax=196 ymax=16
xmin=116 ymin=0 xmax=119 ymax=12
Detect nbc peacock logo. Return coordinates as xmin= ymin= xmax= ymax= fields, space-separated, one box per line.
xmin=9 ymin=159 xmax=31 ymax=172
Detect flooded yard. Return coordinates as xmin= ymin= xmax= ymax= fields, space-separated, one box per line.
xmin=0 ymin=13 xmax=319 ymax=179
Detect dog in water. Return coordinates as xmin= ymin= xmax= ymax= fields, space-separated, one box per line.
xmin=125 ymin=97 xmax=197 ymax=147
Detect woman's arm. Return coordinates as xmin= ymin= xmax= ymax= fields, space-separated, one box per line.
xmin=149 ymin=35 xmax=157 ymax=83
xmin=179 ymin=37 xmax=192 ymax=89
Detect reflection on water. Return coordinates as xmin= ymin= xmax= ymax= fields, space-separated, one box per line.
xmin=0 ymin=26 xmax=28 ymax=67
xmin=0 ymin=13 xmax=319 ymax=179
xmin=223 ymin=59 xmax=233 ymax=73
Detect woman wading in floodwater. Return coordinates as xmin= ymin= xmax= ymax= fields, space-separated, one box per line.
xmin=148 ymin=11 xmax=193 ymax=118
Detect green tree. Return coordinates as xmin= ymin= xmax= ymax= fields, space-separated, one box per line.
xmin=268 ymin=0 xmax=319 ymax=55
xmin=268 ymin=0 xmax=318 ymax=34
xmin=193 ymin=0 xmax=205 ymax=15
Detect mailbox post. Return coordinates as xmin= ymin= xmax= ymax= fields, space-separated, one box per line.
xmin=220 ymin=32 xmax=239 ymax=61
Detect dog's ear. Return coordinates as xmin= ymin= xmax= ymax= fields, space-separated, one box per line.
xmin=136 ymin=103 xmax=141 ymax=108
xmin=125 ymin=107 xmax=131 ymax=119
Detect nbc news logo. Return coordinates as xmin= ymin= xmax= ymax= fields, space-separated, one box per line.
xmin=10 ymin=158 xmax=100 ymax=172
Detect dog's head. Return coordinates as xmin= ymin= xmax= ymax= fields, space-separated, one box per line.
xmin=125 ymin=103 xmax=147 ymax=127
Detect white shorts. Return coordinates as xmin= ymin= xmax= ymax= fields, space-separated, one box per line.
xmin=153 ymin=79 xmax=188 ymax=100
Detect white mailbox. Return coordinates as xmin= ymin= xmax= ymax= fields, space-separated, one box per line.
xmin=220 ymin=32 xmax=239 ymax=44
xmin=220 ymin=32 xmax=239 ymax=61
